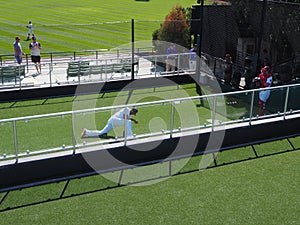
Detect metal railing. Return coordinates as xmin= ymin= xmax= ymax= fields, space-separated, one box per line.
xmin=0 ymin=50 xmax=260 ymax=90
xmin=0 ymin=82 xmax=299 ymax=164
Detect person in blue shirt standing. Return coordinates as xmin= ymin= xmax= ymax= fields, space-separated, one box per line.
xmin=166 ymin=43 xmax=177 ymax=72
xmin=13 ymin=36 xmax=26 ymax=64
xmin=189 ymin=44 xmax=197 ymax=71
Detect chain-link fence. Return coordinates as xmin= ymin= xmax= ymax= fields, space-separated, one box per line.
xmin=191 ymin=1 xmax=300 ymax=86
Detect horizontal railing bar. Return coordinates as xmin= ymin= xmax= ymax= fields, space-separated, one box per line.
xmin=1 ymin=82 xmax=299 ymax=124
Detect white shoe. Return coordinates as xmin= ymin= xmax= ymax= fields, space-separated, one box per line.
xmin=81 ymin=128 xmax=87 ymax=138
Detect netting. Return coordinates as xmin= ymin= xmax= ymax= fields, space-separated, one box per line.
xmin=191 ymin=1 xmax=300 ymax=85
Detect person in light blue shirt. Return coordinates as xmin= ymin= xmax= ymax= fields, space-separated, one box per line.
xmin=189 ymin=44 xmax=197 ymax=70
xmin=166 ymin=43 xmax=177 ymax=72
xmin=13 ymin=36 xmax=26 ymax=64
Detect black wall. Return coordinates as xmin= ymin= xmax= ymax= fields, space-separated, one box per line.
xmin=191 ymin=5 xmax=239 ymax=59
xmin=0 ymin=75 xmax=196 ymax=102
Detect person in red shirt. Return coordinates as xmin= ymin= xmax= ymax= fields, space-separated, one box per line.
xmin=258 ymin=66 xmax=273 ymax=116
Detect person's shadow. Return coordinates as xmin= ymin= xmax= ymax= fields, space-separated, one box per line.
xmin=99 ymin=134 xmax=115 ymax=139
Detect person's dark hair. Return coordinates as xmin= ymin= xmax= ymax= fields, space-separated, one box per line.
xmin=132 ymin=108 xmax=138 ymax=114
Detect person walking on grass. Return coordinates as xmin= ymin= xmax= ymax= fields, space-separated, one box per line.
xmin=81 ymin=107 xmax=138 ymax=138
xmin=26 ymin=21 xmax=34 ymax=41
xmin=13 ymin=36 xmax=26 ymax=64
xmin=29 ymin=36 xmax=42 ymax=74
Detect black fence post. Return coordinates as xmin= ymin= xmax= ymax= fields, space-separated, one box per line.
xmin=198 ymin=0 xmax=204 ymax=60
xmin=196 ymin=34 xmax=204 ymax=106
xmin=256 ymin=0 xmax=267 ymax=73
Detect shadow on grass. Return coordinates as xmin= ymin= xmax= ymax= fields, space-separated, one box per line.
xmin=0 ymin=84 xmax=197 ymax=110
xmin=0 ymin=137 xmax=299 ymax=212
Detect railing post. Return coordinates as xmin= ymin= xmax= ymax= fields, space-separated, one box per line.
xmin=124 ymin=115 xmax=127 ymax=146
xmin=170 ymin=102 xmax=175 ymax=138
xmin=154 ymin=55 xmax=158 ymax=77
xmin=105 ymin=60 xmax=108 ymax=81
xmin=131 ymin=19 xmax=135 ymax=80
xmin=118 ymin=170 xmax=124 ymax=186
xmin=18 ymin=65 xmax=22 ymax=90
xmin=72 ymin=112 xmax=77 ymax=154
xmin=211 ymin=96 xmax=217 ymax=131
xmin=177 ymin=54 xmax=180 ymax=75
xmin=13 ymin=120 xmax=19 ymax=163
xmin=50 ymin=52 xmax=53 ymax=70
xmin=49 ymin=63 xmax=52 ymax=87
xmin=249 ymin=90 xmax=255 ymax=125
xmin=283 ymin=86 xmax=290 ymax=120
xmin=78 ymin=61 xmax=81 ymax=84
xmin=25 ymin=54 xmax=29 ymax=73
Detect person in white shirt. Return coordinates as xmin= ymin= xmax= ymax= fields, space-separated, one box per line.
xmin=29 ymin=36 xmax=42 ymax=74
xmin=26 ymin=21 xmax=34 ymax=40
xmin=81 ymin=107 xmax=138 ymax=138
xmin=258 ymin=66 xmax=273 ymax=116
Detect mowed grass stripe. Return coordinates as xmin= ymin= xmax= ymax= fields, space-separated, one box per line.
xmin=37 ymin=25 xmax=132 ymax=51
xmin=0 ymin=0 xmax=197 ymax=54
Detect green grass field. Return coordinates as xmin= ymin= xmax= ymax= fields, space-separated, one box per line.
xmin=0 ymin=0 xmax=198 ymax=55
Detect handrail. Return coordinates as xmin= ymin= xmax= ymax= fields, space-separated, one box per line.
xmin=1 ymin=49 xmax=298 ymax=91
xmin=0 ymin=82 xmax=299 ymax=164
xmin=1 ymin=82 xmax=300 ymax=124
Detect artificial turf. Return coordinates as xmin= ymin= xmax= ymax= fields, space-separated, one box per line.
xmin=0 ymin=146 xmax=299 ymax=224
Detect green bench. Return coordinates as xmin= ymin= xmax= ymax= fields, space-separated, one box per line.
xmin=67 ymin=59 xmax=140 ymax=80
xmin=89 ymin=64 xmax=126 ymax=75
xmin=89 ymin=65 xmax=103 ymax=74
xmin=1 ymin=65 xmax=25 ymax=84
xmin=66 ymin=61 xmax=90 ymax=78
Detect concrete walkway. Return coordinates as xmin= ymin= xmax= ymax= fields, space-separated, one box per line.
xmin=1 ymin=51 xmax=205 ymax=90
xmin=20 ymin=58 xmax=152 ymax=86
